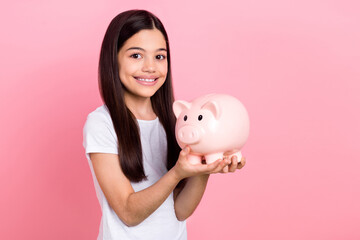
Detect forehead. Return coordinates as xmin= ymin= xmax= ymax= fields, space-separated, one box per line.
xmin=122 ymin=29 xmax=166 ymax=50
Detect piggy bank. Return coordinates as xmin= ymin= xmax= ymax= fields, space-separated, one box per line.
xmin=173 ymin=93 xmax=249 ymax=165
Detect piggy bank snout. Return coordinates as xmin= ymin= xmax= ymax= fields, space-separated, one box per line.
xmin=178 ymin=126 xmax=200 ymax=145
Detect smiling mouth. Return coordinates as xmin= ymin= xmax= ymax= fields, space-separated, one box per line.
xmin=134 ymin=77 xmax=158 ymax=82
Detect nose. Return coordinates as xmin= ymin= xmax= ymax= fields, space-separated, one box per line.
xmin=142 ymin=56 xmax=155 ymax=72
xmin=178 ymin=126 xmax=200 ymax=145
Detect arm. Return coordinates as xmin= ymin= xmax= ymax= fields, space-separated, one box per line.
xmin=90 ymin=149 xmax=228 ymax=227
xmin=173 ymin=153 xmax=247 ymax=221
xmin=90 ymin=152 xmax=181 ymax=227
xmin=174 ymin=174 xmax=210 ymax=221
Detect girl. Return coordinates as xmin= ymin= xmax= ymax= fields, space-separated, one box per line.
xmin=83 ymin=9 xmax=245 ymax=240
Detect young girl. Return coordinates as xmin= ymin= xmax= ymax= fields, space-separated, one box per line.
xmin=83 ymin=9 xmax=245 ymax=240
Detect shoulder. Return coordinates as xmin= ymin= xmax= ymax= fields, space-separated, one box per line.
xmin=86 ymin=104 xmax=111 ymax=122
xmin=83 ymin=105 xmax=118 ymax=153
xmin=83 ymin=104 xmax=116 ymax=140
xmin=84 ymin=105 xmax=113 ymax=130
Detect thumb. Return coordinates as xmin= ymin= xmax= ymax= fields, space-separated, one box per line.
xmin=180 ymin=146 xmax=190 ymax=157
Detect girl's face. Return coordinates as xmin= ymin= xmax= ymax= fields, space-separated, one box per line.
xmin=117 ymin=29 xmax=168 ymax=101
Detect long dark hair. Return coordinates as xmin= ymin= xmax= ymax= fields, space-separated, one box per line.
xmin=98 ymin=9 xmax=181 ymax=182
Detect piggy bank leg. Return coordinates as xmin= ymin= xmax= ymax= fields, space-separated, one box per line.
xmin=230 ymin=151 xmax=243 ymax=163
xmin=204 ymin=153 xmax=224 ymax=164
xmin=187 ymin=154 xmax=202 ymax=165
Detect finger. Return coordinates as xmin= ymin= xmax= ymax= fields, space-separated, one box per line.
xmin=229 ymin=156 xmax=238 ymax=172
xmin=224 ymin=155 xmax=231 ymax=165
xmin=202 ymin=159 xmax=223 ymax=174
xmin=184 ymin=146 xmax=190 ymax=154
xmin=194 ymin=159 xmax=222 ymax=173
xmin=222 ymin=165 xmax=229 ymax=173
xmin=237 ymin=157 xmax=246 ymax=169
xmin=210 ymin=159 xmax=227 ymax=171
xmin=180 ymin=146 xmax=190 ymax=157
xmin=210 ymin=159 xmax=229 ymax=173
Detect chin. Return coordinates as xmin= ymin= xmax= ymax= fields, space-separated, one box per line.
xmin=137 ymin=89 xmax=158 ymax=98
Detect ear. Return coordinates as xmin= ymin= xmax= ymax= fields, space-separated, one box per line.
xmin=201 ymin=100 xmax=221 ymax=119
xmin=173 ymin=100 xmax=191 ymax=118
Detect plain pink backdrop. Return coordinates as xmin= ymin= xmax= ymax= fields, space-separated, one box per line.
xmin=1 ymin=0 xmax=359 ymax=239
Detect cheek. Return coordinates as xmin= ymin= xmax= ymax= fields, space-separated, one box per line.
xmin=158 ymin=61 xmax=168 ymax=75
xmin=119 ymin=59 xmax=139 ymax=75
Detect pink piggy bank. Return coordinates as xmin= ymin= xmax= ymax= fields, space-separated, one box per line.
xmin=173 ymin=93 xmax=250 ymax=165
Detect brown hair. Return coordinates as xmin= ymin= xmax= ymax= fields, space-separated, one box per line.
xmin=98 ymin=9 xmax=181 ymax=182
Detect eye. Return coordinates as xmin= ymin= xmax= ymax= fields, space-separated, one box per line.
xmin=156 ymin=55 xmax=166 ymax=60
xmin=130 ymin=53 xmax=142 ymax=59
xmin=184 ymin=115 xmax=188 ymax=121
xmin=198 ymin=115 xmax=203 ymax=121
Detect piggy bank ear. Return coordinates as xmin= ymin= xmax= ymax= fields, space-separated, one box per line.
xmin=201 ymin=100 xmax=221 ymax=119
xmin=173 ymin=100 xmax=191 ymax=118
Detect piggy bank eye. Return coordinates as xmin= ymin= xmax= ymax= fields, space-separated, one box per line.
xmin=184 ymin=115 xmax=188 ymax=121
xmin=198 ymin=115 xmax=203 ymax=121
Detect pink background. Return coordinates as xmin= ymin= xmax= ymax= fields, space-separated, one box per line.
xmin=1 ymin=0 xmax=359 ymax=239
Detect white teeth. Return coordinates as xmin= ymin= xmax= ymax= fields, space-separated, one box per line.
xmin=137 ymin=78 xmax=156 ymax=82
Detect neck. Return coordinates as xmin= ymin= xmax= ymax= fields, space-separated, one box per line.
xmin=124 ymin=92 xmax=157 ymax=120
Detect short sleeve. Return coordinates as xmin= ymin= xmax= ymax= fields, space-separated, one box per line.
xmin=83 ymin=111 xmax=118 ymax=155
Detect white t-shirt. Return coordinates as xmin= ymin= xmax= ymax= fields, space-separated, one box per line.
xmin=83 ymin=105 xmax=187 ymax=240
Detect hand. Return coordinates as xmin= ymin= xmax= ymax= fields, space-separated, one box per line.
xmin=218 ymin=155 xmax=246 ymax=174
xmin=173 ymin=146 xmax=232 ymax=180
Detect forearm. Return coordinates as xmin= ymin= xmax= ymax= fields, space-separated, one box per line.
xmin=174 ymin=174 xmax=210 ymax=221
xmin=123 ymin=168 xmax=181 ymax=226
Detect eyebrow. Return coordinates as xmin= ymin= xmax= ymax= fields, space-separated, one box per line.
xmin=126 ymin=47 xmax=167 ymax=52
